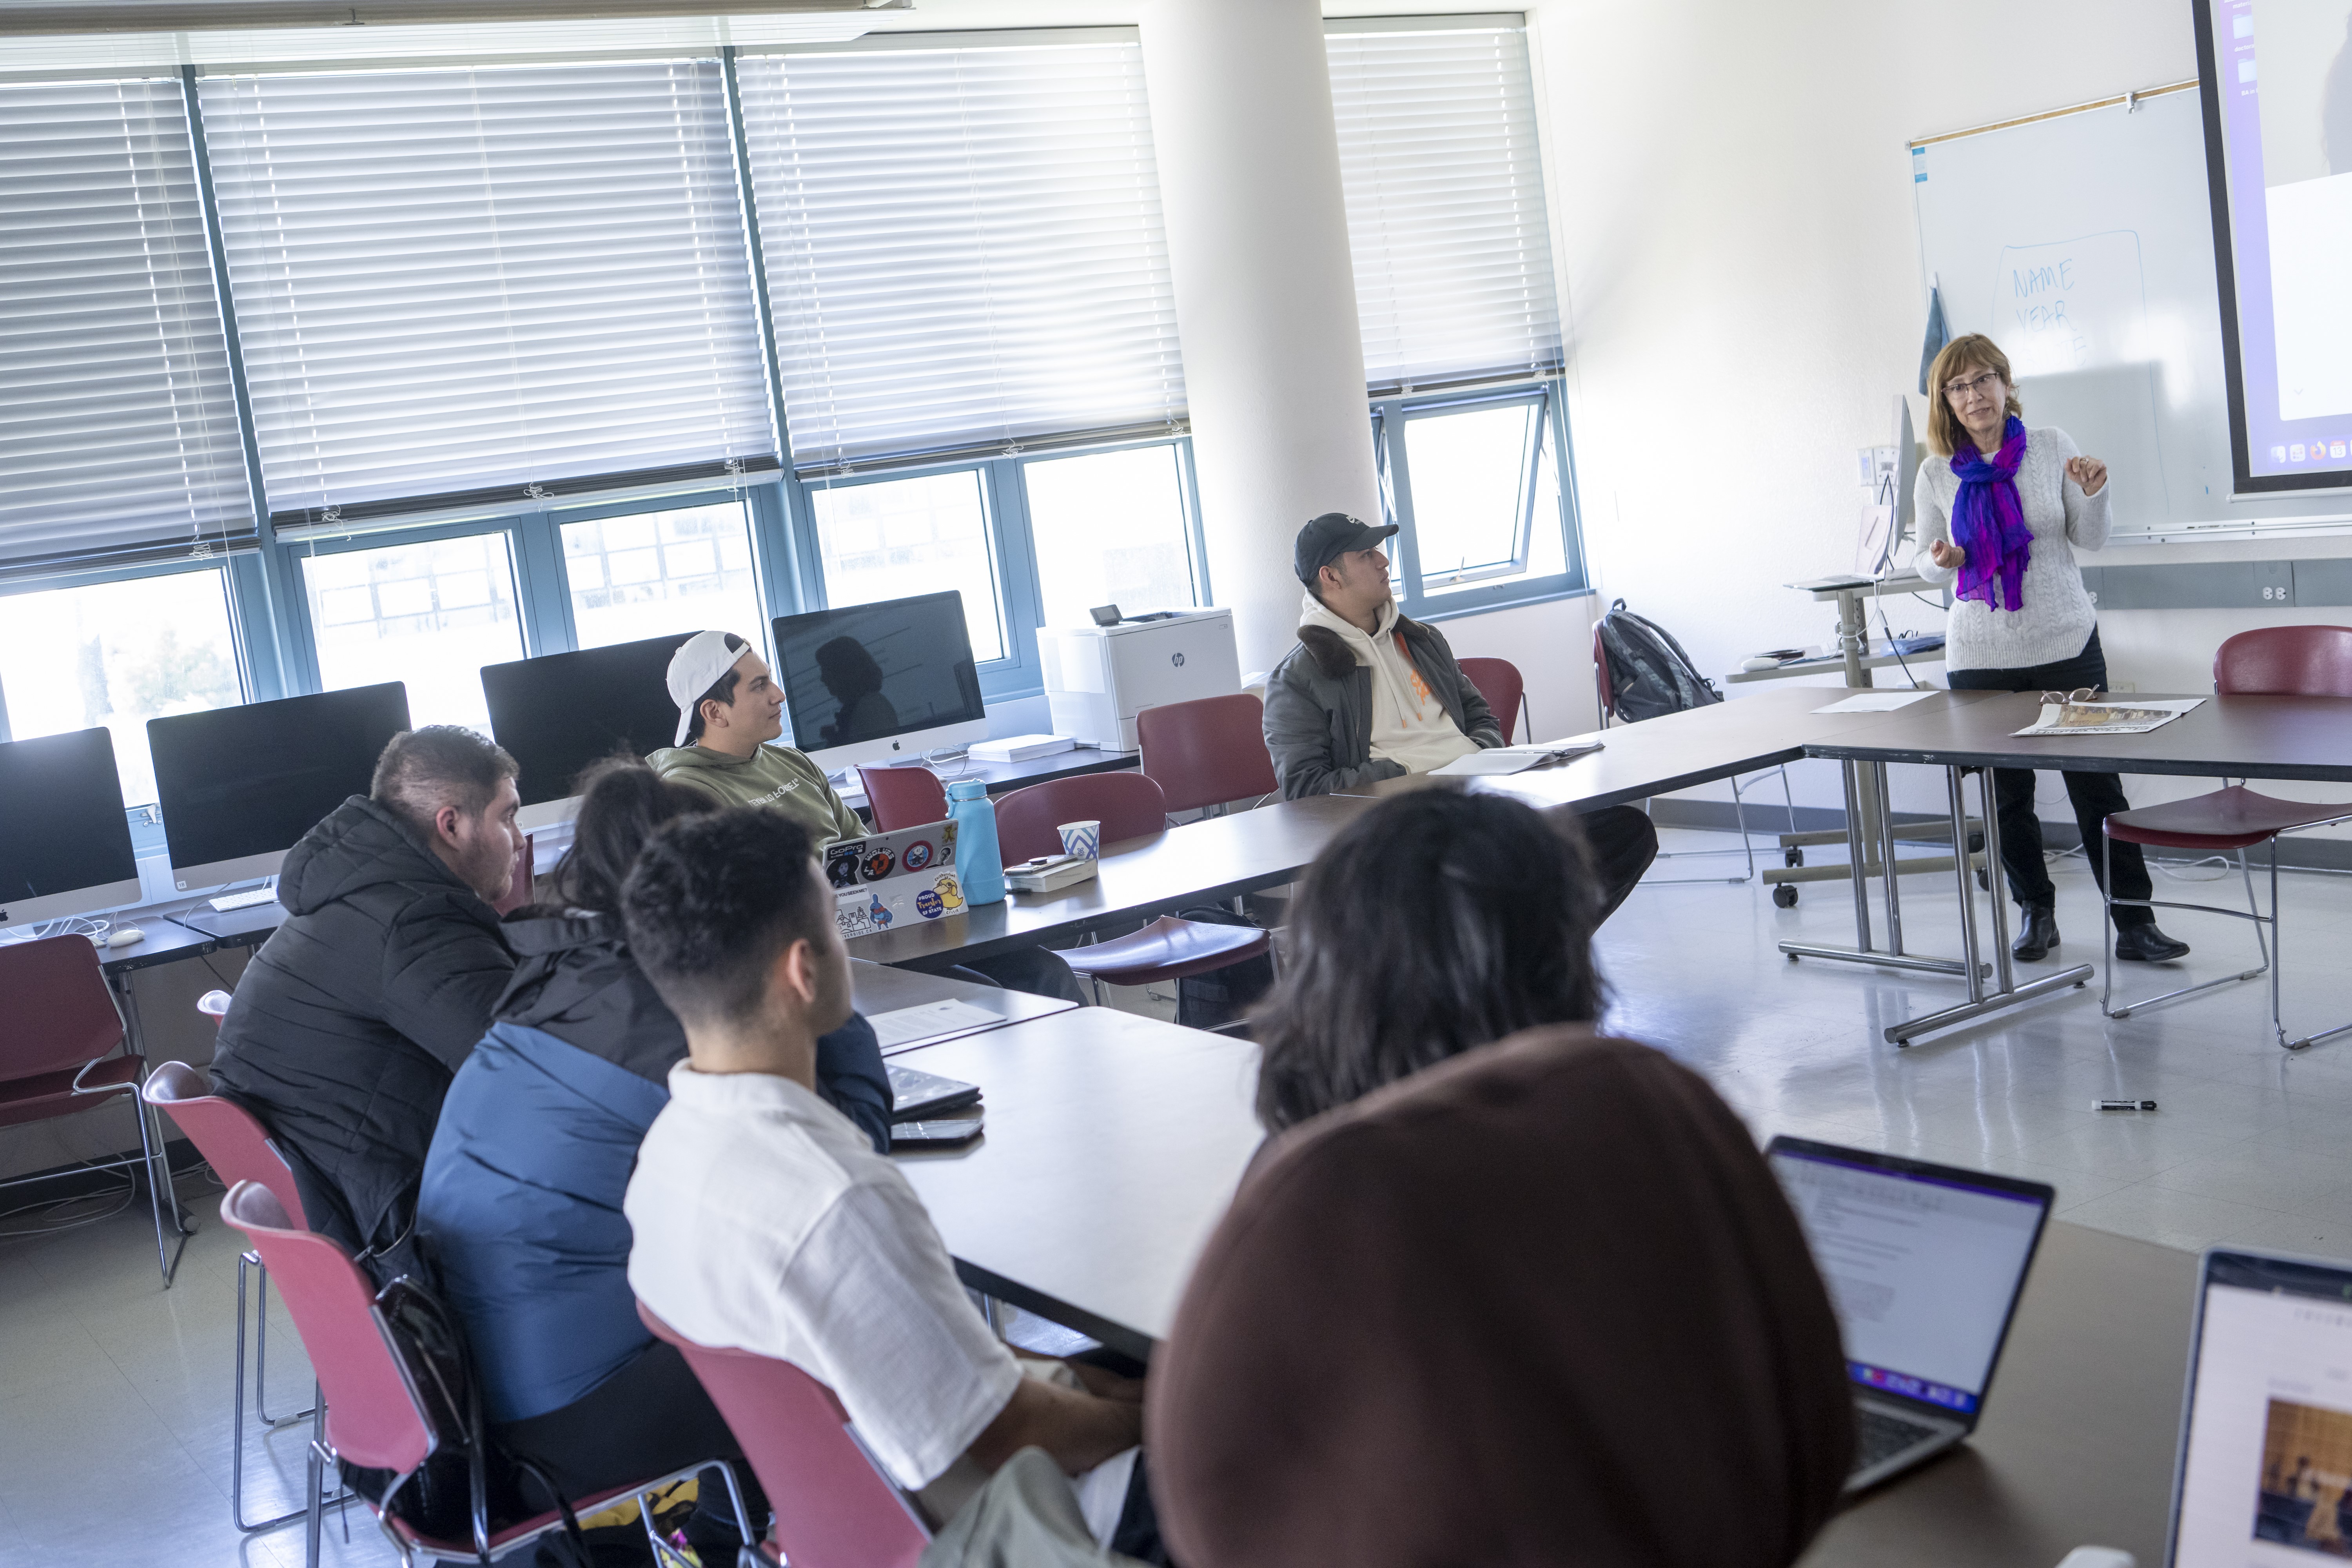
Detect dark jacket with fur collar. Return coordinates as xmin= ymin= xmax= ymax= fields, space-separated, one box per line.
xmin=1263 ymin=614 xmax=1501 ymax=799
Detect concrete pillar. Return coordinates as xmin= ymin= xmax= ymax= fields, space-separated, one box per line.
xmin=1140 ymin=0 xmax=1379 ymax=679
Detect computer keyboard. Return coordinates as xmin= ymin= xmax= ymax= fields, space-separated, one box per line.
xmin=210 ymin=886 xmax=277 ymax=912
xmin=1853 ymin=1406 xmax=1941 ymax=1472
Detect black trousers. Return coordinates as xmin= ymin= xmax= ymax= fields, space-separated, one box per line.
xmin=495 ymin=1339 xmax=766 ymax=1563
xmin=1944 ymin=629 xmax=2154 ymax=926
xmin=1579 ymin=804 xmax=1661 ymax=925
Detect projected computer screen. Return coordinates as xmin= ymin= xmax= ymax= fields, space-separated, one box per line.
xmin=2199 ymin=0 xmax=2352 ymax=490
xmin=772 ymin=593 xmax=985 ymax=753
xmin=151 ymin=683 xmax=410 ymax=876
xmin=0 ymin=728 xmax=139 ymax=914
xmin=482 ymin=633 xmax=697 ymax=808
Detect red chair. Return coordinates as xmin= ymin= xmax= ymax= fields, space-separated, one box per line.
xmin=993 ymin=772 xmax=1169 ymax=865
xmin=490 ymin=833 xmax=535 ymax=916
xmin=639 ymin=1301 xmax=930 ymax=1568
xmin=220 ymin=1181 xmax=751 ymax=1568
xmin=993 ymin=773 xmax=1272 ymax=1006
xmin=146 ymin=1060 xmax=343 ymax=1536
xmin=1137 ymin=694 xmax=1279 ymax=814
xmin=857 ymin=765 xmax=951 ymax=832
xmin=1457 ymin=656 xmax=1526 ymax=743
xmin=2100 ymin=627 xmax=2352 ymax=1048
xmin=0 ymin=935 xmax=186 ymax=1284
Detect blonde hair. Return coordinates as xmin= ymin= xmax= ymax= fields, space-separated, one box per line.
xmin=1926 ymin=334 xmax=2024 ymax=457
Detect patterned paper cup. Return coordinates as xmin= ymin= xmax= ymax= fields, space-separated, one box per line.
xmin=1057 ymin=820 xmax=1102 ymax=860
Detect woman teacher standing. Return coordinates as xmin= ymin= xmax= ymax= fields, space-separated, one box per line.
xmin=1914 ymin=333 xmax=2187 ymax=965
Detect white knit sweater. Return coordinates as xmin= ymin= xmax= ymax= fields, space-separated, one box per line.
xmin=1911 ymin=425 xmax=2111 ymax=673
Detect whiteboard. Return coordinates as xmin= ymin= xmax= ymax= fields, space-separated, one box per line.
xmin=1910 ymin=85 xmax=2351 ymax=541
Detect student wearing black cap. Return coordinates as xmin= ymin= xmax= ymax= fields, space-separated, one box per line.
xmin=1263 ymin=512 xmax=1658 ymax=923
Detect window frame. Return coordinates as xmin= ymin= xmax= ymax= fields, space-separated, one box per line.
xmin=1371 ymin=378 xmax=1590 ymax=623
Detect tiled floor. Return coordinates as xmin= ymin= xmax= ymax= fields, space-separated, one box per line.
xmin=7 ymin=826 xmax=2349 ymax=1566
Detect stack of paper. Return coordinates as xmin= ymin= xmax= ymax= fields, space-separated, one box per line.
xmin=2013 ymin=698 xmax=2203 ymax=737
xmin=970 ymin=734 xmax=1076 ymax=763
xmin=1430 ymin=739 xmax=1605 ymax=777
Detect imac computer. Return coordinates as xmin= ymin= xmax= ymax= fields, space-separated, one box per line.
xmin=771 ymin=590 xmax=989 ymax=774
xmin=0 ymin=728 xmax=142 ymax=929
xmin=482 ymin=632 xmax=700 ymax=832
xmin=151 ymin=682 xmax=411 ymax=895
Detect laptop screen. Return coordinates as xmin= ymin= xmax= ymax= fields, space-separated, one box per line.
xmin=2171 ymin=1250 xmax=2352 ymax=1566
xmin=1768 ymin=1139 xmax=2053 ymax=1417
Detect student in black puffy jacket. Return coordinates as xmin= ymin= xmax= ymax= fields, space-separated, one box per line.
xmin=416 ymin=758 xmax=889 ymax=1559
xmin=211 ymin=727 xmax=524 ymax=1283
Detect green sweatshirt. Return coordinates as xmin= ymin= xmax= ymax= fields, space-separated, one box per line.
xmin=647 ymin=742 xmax=869 ymax=851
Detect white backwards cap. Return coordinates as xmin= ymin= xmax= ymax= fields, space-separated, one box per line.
xmin=666 ymin=630 xmax=748 ymax=747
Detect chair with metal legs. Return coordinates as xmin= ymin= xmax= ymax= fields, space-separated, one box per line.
xmin=0 ymin=935 xmax=187 ymax=1285
xmin=2098 ymin=626 xmax=2352 ymax=1049
xmin=143 ymin=1058 xmax=352 ymax=1538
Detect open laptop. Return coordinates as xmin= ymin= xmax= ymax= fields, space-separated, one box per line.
xmin=2168 ymin=1246 xmax=2352 ymax=1566
xmin=1766 ymin=1136 xmax=2055 ymax=1492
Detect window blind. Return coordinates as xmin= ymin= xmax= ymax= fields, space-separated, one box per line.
xmin=1327 ymin=23 xmax=1564 ymax=396
xmin=736 ymin=41 xmax=1186 ymax=474
xmin=198 ymin=60 xmax=775 ymax=532
xmin=0 ymin=78 xmax=251 ymax=580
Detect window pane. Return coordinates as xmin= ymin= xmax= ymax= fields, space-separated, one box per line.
xmin=0 ymin=568 xmax=241 ymax=808
xmin=563 ymin=502 xmax=764 ymax=653
xmin=1023 ymin=446 xmax=1197 ymax=630
xmin=302 ymin=534 xmax=523 ymax=731
xmin=1403 ymin=403 xmax=1537 ymax=589
xmin=808 ymin=472 xmax=1007 ymax=664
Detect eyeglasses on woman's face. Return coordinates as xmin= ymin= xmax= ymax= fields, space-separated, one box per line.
xmin=1943 ymin=369 xmax=2004 ymax=403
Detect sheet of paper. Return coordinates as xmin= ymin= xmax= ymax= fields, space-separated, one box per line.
xmin=867 ymin=998 xmax=1004 ymax=1051
xmin=2013 ymin=697 xmax=2204 ymax=737
xmin=1812 ymin=690 xmax=1938 ymax=714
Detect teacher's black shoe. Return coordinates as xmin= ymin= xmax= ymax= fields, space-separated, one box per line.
xmin=2114 ymin=924 xmax=2191 ymax=963
xmin=2012 ymin=904 xmax=2060 ymax=962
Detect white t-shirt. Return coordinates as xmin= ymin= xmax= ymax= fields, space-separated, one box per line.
xmin=624 ymin=1063 xmax=1022 ymax=1492
xmin=1296 ymin=590 xmax=1481 ymax=774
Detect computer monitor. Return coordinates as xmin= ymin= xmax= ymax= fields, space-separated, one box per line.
xmin=771 ymin=591 xmax=989 ymax=773
xmin=482 ymin=632 xmax=699 ymax=832
xmin=0 ymin=728 xmax=143 ymax=928
xmin=151 ymin=682 xmax=411 ymax=892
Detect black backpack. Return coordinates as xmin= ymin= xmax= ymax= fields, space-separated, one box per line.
xmin=1594 ymin=600 xmax=1722 ymax=722
xmin=335 ymin=1275 xmax=592 ymax=1566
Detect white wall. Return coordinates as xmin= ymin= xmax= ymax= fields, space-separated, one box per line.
xmin=1516 ymin=0 xmax=2265 ymax=820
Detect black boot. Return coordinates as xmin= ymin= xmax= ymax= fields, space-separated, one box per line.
xmin=2114 ymin=923 xmax=2190 ymax=962
xmin=2012 ymin=903 xmax=2059 ymax=962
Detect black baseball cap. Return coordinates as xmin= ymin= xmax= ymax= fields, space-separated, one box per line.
xmin=1294 ymin=512 xmax=1399 ymax=586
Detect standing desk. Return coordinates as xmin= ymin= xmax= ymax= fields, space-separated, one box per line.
xmin=893 ymin=1007 xmax=2198 ymax=1567
xmin=846 ymin=795 xmax=1373 ymax=971
xmin=1800 ymin=690 xmax=2352 ymax=1043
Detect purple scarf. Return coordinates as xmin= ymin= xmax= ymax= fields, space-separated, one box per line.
xmin=1948 ymin=416 xmax=2032 ymax=612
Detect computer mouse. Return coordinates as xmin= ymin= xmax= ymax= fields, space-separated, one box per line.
xmin=107 ymin=926 xmax=146 ymax=947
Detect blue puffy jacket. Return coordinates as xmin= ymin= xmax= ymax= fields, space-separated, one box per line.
xmin=417 ymin=912 xmax=891 ymax=1424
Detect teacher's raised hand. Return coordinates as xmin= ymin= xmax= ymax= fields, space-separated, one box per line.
xmin=1928 ymin=538 xmax=1966 ymax=570
xmin=2065 ymin=456 xmax=2107 ymax=496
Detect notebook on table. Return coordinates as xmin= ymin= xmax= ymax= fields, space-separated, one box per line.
xmin=1766 ymin=1136 xmax=2055 ymax=1492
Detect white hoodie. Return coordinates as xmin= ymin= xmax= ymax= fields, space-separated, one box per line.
xmin=1297 ymin=590 xmax=1481 ymax=775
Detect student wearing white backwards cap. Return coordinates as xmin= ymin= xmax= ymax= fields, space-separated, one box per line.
xmin=648 ymin=630 xmax=1083 ymax=1003
xmin=646 ymin=630 xmax=867 ymax=844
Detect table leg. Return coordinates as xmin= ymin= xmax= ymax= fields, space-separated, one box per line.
xmin=1779 ymin=762 xmax=1979 ymax=978
xmin=1875 ymin=761 xmax=1905 ymax=957
xmin=1842 ymin=760 xmax=1872 ymax=953
xmin=1978 ymin=767 xmax=2016 ymax=997
xmin=1879 ymin=765 xmax=2091 ymax=1045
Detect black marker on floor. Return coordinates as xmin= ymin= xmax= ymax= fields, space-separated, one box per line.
xmin=2092 ymin=1099 xmax=2158 ymax=1112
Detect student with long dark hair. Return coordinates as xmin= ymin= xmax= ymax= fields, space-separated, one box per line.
xmin=1252 ymin=788 xmax=1604 ymax=1132
xmin=417 ymin=757 xmax=890 ymax=1560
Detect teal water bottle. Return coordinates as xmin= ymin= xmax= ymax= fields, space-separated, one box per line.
xmin=946 ymin=779 xmax=1005 ymax=906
